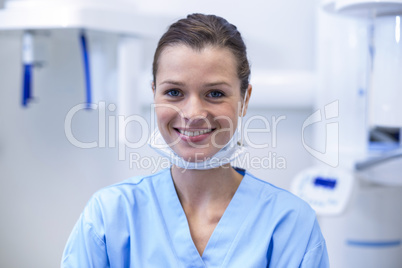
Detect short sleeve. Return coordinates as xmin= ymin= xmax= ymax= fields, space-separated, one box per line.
xmin=61 ymin=198 xmax=109 ymax=268
xmin=300 ymin=219 xmax=330 ymax=268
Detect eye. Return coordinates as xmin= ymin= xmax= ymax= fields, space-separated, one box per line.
xmin=207 ymin=90 xmax=224 ymax=98
xmin=166 ymin=89 xmax=182 ymax=97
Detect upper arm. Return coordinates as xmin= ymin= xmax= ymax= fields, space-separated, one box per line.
xmin=299 ymin=219 xmax=330 ymax=268
xmin=267 ymin=196 xmax=330 ymax=268
xmin=300 ymin=240 xmax=329 ymax=268
xmin=61 ymin=199 xmax=109 ymax=268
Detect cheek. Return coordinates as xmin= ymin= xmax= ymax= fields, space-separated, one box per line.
xmin=215 ymin=106 xmax=239 ymax=128
xmin=216 ymin=117 xmax=239 ymax=140
xmin=155 ymin=107 xmax=180 ymax=129
xmin=155 ymin=109 xmax=169 ymax=127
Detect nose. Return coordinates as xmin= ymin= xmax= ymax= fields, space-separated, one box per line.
xmin=181 ymin=95 xmax=208 ymax=123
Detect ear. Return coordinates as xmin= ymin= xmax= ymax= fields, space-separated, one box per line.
xmin=151 ymin=82 xmax=156 ymax=96
xmin=239 ymin=84 xmax=252 ymax=117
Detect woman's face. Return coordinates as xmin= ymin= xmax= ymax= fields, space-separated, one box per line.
xmin=153 ymin=44 xmax=247 ymax=162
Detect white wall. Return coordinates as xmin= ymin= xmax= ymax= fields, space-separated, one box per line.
xmin=134 ymin=0 xmax=316 ymax=70
xmin=0 ymin=1 xmax=316 ymax=267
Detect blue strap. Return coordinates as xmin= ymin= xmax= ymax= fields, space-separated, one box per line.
xmin=22 ymin=64 xmax=32 ymax=107
xmin=80 ymin=32 xmax=92 ymax=109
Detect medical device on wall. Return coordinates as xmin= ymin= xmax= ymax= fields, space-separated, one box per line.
xmin=323 ymin=0 xmax=402 ymax=186
xmin=22 ymin=31 xmax=34 ymax=106
xmin=292 ymin=0 xmax=402 ymax=267
xmin=0 ymin=0 xmax=170 ymax=109
xmin=291 ymin=166 xmax=354 ymax=215
xmin=20 ymin=30 xmax=93 ymax=108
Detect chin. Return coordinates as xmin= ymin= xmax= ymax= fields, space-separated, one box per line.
xmin=175 ymin=148 xmax=217 ymax=163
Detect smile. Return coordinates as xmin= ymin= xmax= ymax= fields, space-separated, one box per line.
xmin=175 ymin=128 xmax=214 ymax=137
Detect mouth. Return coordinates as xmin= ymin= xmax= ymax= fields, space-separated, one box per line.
xmin=173 ymin=128 xmax=216 ymax=142
xmin=175 ymin=128 xmax=215 ymax=137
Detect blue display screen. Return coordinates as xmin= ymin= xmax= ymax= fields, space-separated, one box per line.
xmin=314 ymin=177 xmax=337 ymax=189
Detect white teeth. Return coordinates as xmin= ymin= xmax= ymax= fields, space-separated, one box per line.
xmin=179 ymin=129 xmax=213 ymax=136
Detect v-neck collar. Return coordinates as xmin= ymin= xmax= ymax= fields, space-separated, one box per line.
xmin=152 ymin=168 xmax=260 ymax=268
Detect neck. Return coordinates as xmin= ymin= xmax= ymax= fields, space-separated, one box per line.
xmin=171 ymin=164 xmax=243 ymax=209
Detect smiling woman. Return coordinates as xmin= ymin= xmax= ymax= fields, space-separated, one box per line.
xmin=153 ymin=45 xmax=244 ymax=162
xmin=61 ymin=14 xmax=329 ymax=267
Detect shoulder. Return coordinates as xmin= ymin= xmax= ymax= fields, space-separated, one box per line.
xmin=78 ymin=168 xmax=171 ymax=234
xmin=245 ymin=170 xmax=315 ymax=218
xmin=243 ymin=172 xmax=329 ymax=266
xmin=92 ymin=168 xmax=169 ymax=201
xmin=243 ymin=170 xmax=319 ymax=239
xmin=82 ymin=168 xmax=170 ymax=219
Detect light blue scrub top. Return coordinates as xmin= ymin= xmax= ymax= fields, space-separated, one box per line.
xmin=62 ymin=168 xmax=329 ymax=267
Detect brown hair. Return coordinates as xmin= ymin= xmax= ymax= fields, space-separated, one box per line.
xmin=152 ymin=13 xmax=250 ymax=96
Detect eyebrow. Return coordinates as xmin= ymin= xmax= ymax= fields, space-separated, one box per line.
xmin=159 ymin=80 xmax=185 ymax=86
xmin=159 ymin=80 xmax=231 ymax=87
xmin=203 ymin=81 xmax=231 ymax=88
